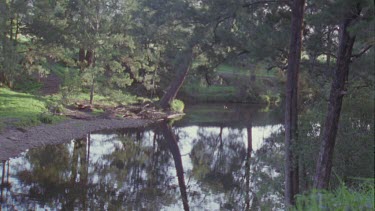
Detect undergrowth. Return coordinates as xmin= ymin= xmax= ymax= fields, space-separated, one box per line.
xmin=293 ymin=180 xmax=374 ymax=211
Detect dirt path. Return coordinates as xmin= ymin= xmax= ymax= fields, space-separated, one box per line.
xmin=0 ymin=118 xmax=154 ymax=161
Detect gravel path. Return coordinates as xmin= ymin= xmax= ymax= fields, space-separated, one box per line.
xmin=0 ymin=118 xmax=153 ymax=161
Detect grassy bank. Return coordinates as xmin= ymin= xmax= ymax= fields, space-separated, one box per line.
xmin=0 ymin=87 xmax=158 ymax=132
xmin=0 ymin=88 xmax=65 ymax=131
xmin=180 ymin=63 xmax=282 ymax=103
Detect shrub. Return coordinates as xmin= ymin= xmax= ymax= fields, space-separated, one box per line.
xmin=293 ymin=181 xmax=374 ymax=211
xmin=171 ymin=99 xmax=185 ymax=112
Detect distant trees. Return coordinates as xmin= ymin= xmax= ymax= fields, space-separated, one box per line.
xmin=0 ymin=0 xmax=27 ymax=87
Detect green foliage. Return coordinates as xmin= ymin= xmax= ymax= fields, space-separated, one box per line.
xmin=57 ymin=67 xmax=81 ymax=105
xmin=260 ymin=92 xmax=281 ymax=106
xmin=294 ymin=181 xmax=374 ymax=211
xmin=13 ymin=78 xmax=43 ymax=94
xmin=170 ymin=99 xmax=184 ymax=112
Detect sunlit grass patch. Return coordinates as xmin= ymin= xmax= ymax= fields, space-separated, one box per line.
xmin=0 ymin=88 xmax=47 ymax=119
xmin=182 ymin=84 xmax=238 ymax=102
xmin=0 ymin=88 xmax=65 ymax=129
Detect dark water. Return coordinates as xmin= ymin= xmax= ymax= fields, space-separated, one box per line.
xmin=1 ymin=104 xmax=285 ymax=210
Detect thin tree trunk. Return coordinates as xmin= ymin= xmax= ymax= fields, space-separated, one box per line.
xmin=1 ymin=161 xmax=5 ymax=186
xmin=326 ymin=27 xmax=332 ymax=69
xmin=79 ymin=48 xmax=86 ymax=63
xmin=9 ymin=17 xmax=13 ymax=42
xmin=159 ymin=48 xmax=194 ymax=109
xmin=86 ymin=49 xmax=95 ymax=105
xmin=1 ymin=161 xmax=4 ymax=201
xmin=89 ymin=78 xmax=94 ymax=105
xmin=13 ymin=13 xmax=19 ymax=47
xmin=245 ymin=123 xmax=253 ymax=210
xmin=314 ymin=6 xmax=360 ymax=189
xmin=284 ymin=0 xmax=305 ymax=206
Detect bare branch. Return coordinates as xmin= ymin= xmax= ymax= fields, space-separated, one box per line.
xmin=351 ymin=45 xmax=373 ymax=58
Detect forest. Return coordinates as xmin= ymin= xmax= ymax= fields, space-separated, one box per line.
xmin=0 ymin=0 xmax=374 ymax=210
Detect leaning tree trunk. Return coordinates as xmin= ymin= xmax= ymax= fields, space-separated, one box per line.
xmin=314 ymin=6 xmax=361 ymax=189
xmin=284 ymin=0 xmax=305 ymax=206
xmin=159 ymin=48 xmax=193 ymax=110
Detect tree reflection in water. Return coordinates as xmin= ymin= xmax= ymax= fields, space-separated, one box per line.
xmin=159 ymin=122 xmax=190 ymax=211
xmin=0 ymin=123 xmax=285 ymax=210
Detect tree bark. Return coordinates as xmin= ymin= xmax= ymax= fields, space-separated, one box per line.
xmin=89 ymin=79 xmax=95 ymax=105
xmin=313 ymin=6 xmax=360 ymax=189
xmin=85 ymin=49 xmax=94 ymax=67
xmin=159 ymin=48 xmax=194 ymax=110
xmin=79 ymin=48 xmax=86 ymax=63
xmin=284 ymin=0 xmax=305 ymax=206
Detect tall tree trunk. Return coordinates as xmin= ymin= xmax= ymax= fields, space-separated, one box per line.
xmin=284 ymin=0 xmax=305 ymax=206
xmin=85 ymin=49 xmax=94 ymax=67
xmin=160 ymin=122 xmax=190 ymax=211
xmin=89 ymin=78 xmax=94 ymax=105
xmin=159 ymin=48 xmax=193 ymax=110
xmin=14 ymin=15 xmax=19 ymax=45
xmin=86 ymin=49 xmax=95 ymax=105
xmin=79 ymin=48 xmax=86 ymax=63
xmin=9 ymin=17 xmax=13 ymax=42
xmin=314 ymin=6 xmax=361 ymax=189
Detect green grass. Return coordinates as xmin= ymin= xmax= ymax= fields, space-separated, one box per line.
xmin=216 ymin=64 xmax=277 ymax=77
xmin=216 ymin=64 xmax=250 ymax=74
xmin=0 ymin=88 xmax=48 ymax=119
xmin=0 ymin=88 xmax=65 ymax=131
xmin=92 ymin=108 xmax=105 ymax=116
xmin=182 ymin=84 xmax=238 ymax=102
xmin=61 ymin=91 xmax=139 ymax=107
xmin=181 ymin=63 xmax=281 ymax=103
xmin=293 ymin=180 xmax=374 ymax=211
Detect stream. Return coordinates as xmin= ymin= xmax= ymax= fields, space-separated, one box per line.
xmin=1 ymin=103 xmax=285 ymax=210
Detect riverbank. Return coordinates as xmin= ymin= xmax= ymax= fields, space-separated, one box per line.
xmin=0 ymin=118 xmax=154 ymax=161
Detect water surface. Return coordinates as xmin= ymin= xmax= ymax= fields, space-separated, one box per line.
xmin=1 ymin=104 xmax=285 ymax=210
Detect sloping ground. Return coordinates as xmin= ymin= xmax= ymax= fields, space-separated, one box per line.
xmin=0 ymin=88 xmax=49 ymax=120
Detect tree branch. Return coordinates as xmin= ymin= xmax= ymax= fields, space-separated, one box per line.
xmin=351 ymin=45 xmax=373 ymax=58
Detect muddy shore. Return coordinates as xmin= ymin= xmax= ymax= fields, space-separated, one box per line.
xmin=0 ymin=118 xmax=154 ymax=161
